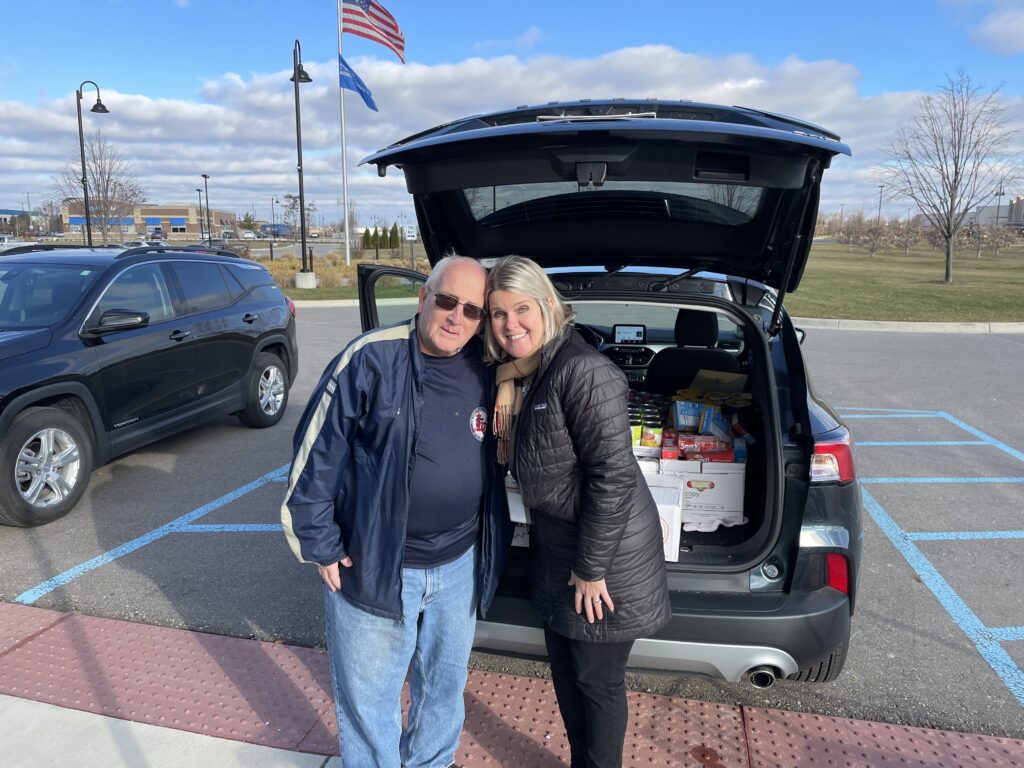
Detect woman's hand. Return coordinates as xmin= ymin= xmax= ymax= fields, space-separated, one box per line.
xmin=569 ymin=570 xmax=614 ymax=624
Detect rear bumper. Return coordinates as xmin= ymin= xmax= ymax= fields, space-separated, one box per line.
xmin=475 ymin=587 xmax=849 ymax=683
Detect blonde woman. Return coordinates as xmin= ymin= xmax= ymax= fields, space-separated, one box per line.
xmin=486 ymin=255 xmax=670 ymax=768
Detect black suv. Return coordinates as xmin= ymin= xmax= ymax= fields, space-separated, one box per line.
xmin=0 ymin=245 xmax=298 ymax=527
xmin=358 ymin=100 xmax=862 ymax=688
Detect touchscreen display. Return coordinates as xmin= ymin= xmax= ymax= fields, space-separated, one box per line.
xmin=613 ymin=324 xmax=646 ymax=344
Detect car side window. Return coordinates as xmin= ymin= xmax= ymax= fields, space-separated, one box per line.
xmin=94 ymin=263 xmax=176 ymax=324
xmin=171 ymin=261 xmax=233 ymax=314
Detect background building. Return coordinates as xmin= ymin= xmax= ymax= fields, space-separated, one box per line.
xmin=60 ymin=202 xmax=237 ymax=240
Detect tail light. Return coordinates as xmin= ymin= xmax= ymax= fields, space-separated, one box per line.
xmin=811 ymin=430 xmax=855 ymax=484
xmin=825 ymin=553 xmax=849 ymax=594
xmin=285 ymin=296 xmax=296 ymax=317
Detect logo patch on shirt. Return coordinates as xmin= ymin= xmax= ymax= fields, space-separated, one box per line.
xmin=470 ymin=407 xmax=488 ymax=442
xmin=534 ymin=402 xmax=548 ymax=411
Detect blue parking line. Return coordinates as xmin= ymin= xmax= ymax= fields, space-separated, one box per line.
xmin=857 ymin=441 xmax=988 ymax=446
xmin=178 ymin=524 xmax=283 ymax=532
xmin=861 ymin=487 xmax=1024 ymax=705
xmin=15 ymin=464 xmax=289 ymax=605
xmin=907 ymin=531 xmax=1024 ymax=541
xmin=837 ymin=407 xmax=940 ymax=414
xmin=938 ymin=412 xmax=1024 ymax=463
xmin=843 ymin=414 xmax=942 ymax=419
xmin=990 ymin=628 xmax=1024 ymax=642
xmin=861 ymin=477 xmax=1024 ymax=484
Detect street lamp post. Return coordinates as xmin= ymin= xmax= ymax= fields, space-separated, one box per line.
xmin=196 ymin=188 xmax=204 ymax=239
xmin=201 ymin=173 xmax=212 ymax=242
xmin=291 ymin=39 xmax=313 ymax=280
xmin=994 ymin=185 xmax=1005 ymax=229
xmin=76 ymin=80 xmax=109 ymax=246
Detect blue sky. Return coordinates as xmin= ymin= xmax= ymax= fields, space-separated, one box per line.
xmin=1 ymin=0 xmax=1022 ymax=224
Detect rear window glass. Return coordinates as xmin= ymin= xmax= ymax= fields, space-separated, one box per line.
xmin=172 ymin=261 xmax=232 ymax=314
xmin=0 ymin=265 xmax=98 ymax=328
xmin=227 ymin=263 xmax=273 ymax=292
xmin=463 ymin=181 xmax=763 ymax=225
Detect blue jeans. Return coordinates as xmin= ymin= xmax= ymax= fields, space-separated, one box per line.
xmin=323 ymin=545 xmax=477 ymax=768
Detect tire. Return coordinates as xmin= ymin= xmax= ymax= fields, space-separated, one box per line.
xmin=787 ymin=637 xmax=849 ymax=683
xmin=0 ymin=406 xmax=94 ymax=527
xmin=239 ymin=352 xmax=289 ymax=428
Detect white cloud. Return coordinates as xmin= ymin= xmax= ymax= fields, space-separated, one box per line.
xmin=971 ymin=6 xmax=1024 ymax=53
xmin=2 ymin=47 xmax=1021 ymax=223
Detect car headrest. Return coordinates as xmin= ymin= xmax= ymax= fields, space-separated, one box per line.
xmin=674 ymin=309 xmax=719 ymax=348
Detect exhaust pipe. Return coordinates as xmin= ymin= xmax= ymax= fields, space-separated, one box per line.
xmin=747 ymin=666 xmax=777 ymax=689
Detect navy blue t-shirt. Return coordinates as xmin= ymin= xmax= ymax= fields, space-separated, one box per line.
xmin=404 ymin=344 xmax=489 ymax=568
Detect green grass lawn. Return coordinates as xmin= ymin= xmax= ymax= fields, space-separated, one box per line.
xmin=785 ymin=243 xmax=1024 ymax=322
xmin=281 ymin=242 xmax=1024 ymax=322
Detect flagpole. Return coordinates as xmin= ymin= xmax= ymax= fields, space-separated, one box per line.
xmin=337 ymin=0 xmax=352 ymax=267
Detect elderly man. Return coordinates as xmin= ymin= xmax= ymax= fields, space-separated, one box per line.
xmin=282 ymin=255 xmax=511 ymax=768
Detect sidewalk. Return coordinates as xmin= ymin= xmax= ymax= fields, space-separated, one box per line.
xmin=2 ymin=602 xmax=1023 ymax=767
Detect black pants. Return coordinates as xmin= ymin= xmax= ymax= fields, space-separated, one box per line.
xmin=543 ymin=626 xmax=635 ymax=768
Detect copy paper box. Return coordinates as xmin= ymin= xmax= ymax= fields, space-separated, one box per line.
xmin=644 ymin=477 xmax=683 ymax=562
xmin=680 ymin=463 xmax=745 ymax=525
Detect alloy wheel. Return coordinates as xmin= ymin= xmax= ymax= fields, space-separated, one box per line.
xmin=15 ymin=428 xmax=82 ymax=508
xmin=258 ymin=365 xmax=286 ymax=415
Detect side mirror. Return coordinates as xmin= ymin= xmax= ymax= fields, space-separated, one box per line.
xmin=82 ymin=308 xmax=150 ymax=337
xmin=794 ymin=327 xmax=807 ymax=345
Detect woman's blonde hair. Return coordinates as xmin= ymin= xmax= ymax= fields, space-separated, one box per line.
xmin=484 ymin=255 xmax=574 ymax=363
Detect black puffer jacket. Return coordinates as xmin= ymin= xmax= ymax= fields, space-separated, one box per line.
xmin=512 ymin=328 xmax=671 ymax=642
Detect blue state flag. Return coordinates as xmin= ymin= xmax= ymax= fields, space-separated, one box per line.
xmin=339 ymin=55 xmax=378 ymax=112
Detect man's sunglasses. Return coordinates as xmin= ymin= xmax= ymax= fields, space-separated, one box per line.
xmin=432 ymin=292 xmax=485 ymax=321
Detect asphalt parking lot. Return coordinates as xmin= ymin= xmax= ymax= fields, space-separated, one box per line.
xmin=1 ymin=307 xmax=1021 ymax=740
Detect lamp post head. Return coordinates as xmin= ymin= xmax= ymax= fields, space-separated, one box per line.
xmin=90 ymin=99 xmax=109 ymax=114
xmin=201 ymin=173 xmax=210 ymax=181
xmin=290 ymin=66 xmax=312 ymax=84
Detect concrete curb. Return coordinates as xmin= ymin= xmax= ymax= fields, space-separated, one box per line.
xmin=293 ymin=302 xmax=1024 ymax=334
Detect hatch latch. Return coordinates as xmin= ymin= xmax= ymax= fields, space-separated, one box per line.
xmin=576 ymin=162 xmax=607 ymax=189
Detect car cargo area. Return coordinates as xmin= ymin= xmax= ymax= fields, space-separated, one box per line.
xmin=505 ymin=297 xmax=784 ymax=571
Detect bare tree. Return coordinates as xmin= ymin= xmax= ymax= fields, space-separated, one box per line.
xmin=282 ymin=193 xmax=318 ymax=240
xmin=884 ymin=69 xmax=1020 ymax=283
xmin=52 ymin=130 xmax=146 ymax=244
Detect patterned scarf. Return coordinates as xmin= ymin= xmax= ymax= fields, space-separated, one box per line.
xmin=493 ymin=351 xmax=542 ymax=466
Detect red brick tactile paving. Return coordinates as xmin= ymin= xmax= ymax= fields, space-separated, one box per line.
xmin=0 ymin=602 xmax=67 ymax=654
xmin=0 ymin=611 xmax=333 ymax=751
xmin=3 ymin=604 xmax=1024 ymax=766
xmin=745 ymin=707 xmax=1024 ymax=768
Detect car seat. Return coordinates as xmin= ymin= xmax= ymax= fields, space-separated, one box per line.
xmin=643 ymin=308 xmax=742 ymax=395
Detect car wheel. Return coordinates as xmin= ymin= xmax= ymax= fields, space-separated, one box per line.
xmin=239 ymin=352 xmax=289 ymax=428
xmin=0 ymin=407 xmax=94 ymax=527
xmin=787 ymin=637 xmax=848 ymax=683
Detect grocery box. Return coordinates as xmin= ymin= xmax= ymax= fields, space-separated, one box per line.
xmin=511 ymin=523 xmax=530 ymax=548
xmin=680 ymin=462 xmax=745 ymax=526
xmin=644 ymin=474 xmax=683 ymax=562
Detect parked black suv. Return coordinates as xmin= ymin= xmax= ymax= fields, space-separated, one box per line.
xmin=0 ymin=245 xmax=298 ymax=526
xmin=358 ymin=100 xmax=862 ymax=688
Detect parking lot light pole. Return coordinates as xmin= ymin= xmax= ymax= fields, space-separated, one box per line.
xmin=201 ymin=173 xmax=212 ymax=242
xmin=196 ymin=188 xmax=204 ymax=239
xmin=76 ymin=80 xmax=109 ymax=246
xmin=292 ymin=39 xmax=313 ymax=276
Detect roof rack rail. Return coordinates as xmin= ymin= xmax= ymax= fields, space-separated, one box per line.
xmin=0 ymin=243 xmax=124 ymax=256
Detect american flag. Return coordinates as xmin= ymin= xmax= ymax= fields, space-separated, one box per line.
xmin=342 ymin=0 xmax=405 ymax=63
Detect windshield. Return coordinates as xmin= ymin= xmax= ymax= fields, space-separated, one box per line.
xmin=0 ymin=264 xmax=99 ymax=329
xmin=463 ymin=181 xmax=764 ymax=225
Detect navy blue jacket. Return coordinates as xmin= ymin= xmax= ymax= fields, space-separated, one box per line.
xmin=281 ymin=318 xmax=512 ymax=620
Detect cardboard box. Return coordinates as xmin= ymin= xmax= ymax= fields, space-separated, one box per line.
xmin=644 ymin=473 xmax=684 ymax=562
xmin=505 ymin=475 xmax=531 ymax=525
xmin=679 ymin=462 xmax=745 ymax=526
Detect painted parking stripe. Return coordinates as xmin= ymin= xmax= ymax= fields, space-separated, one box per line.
xmin=838 ymin=407 xmax=940 ymax=414
xmin=938 ymin=411 xmax=1024 ymax=463
xmin=15 ymin=465 xmax=289 ymax=605
xmin=179 ymin=524 xmax=284 ymax=533
xmin=861 ymin=477 xmax=1024 ymax=484
xmin=861 ymin=487 xmax=1024 ymax=706
xmin=857 ymin=440 xmax=988 ymax=446
xmin=990 ymin=628 xmax=1024 ymax=642
xmin=907 ymin=531 xmax=1024 ymax=541
xmin=843 ymin=414 xmax=944 ymax=419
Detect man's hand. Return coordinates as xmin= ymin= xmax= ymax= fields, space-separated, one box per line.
xmin=317 ymin=556 xmax=354 ymax=592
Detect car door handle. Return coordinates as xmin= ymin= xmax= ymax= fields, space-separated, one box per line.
xmin=243 ymin=313 xmax=259 ymax=324
xmin=169 ymin=329 xmax=192 ymax=341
